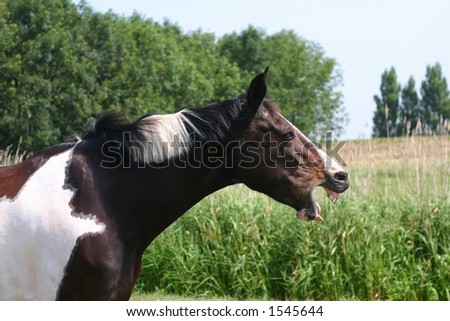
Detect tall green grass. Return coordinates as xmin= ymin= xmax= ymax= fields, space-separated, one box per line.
xmin=136 ymin=136 xmax=450 ymax=300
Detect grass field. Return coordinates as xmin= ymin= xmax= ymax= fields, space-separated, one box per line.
xmin=133 ymin=136 xmax=450 ymax=300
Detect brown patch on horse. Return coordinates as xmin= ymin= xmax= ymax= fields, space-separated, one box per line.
xmin=262 ymin=100 xmax=281 ymax=113
xmin=0 ymin=143 xmax=77 ymax=200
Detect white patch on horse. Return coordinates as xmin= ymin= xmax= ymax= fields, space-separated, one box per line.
xmin=136 ymin=110 xmax=197 ymax=163
xmin=0 ymin=148 xmax=105 ymax=300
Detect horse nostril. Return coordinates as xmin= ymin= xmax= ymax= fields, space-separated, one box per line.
xmin=333 ymin=171 xmax=348 ymax=183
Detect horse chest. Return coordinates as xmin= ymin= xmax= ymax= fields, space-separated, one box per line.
xmin=0 ymin=148 xmax=105 ymax=300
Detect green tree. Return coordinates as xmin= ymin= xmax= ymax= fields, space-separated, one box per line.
xmin=0 ymin=0 xmax=102 ymax=151
xmin=219 ymin=25 xmax=268 ymax=75
xmin=399 ymin=76 xmax=421 ymax=135
xmin=0 ymin=1 xmax=23 ymax=147
xmin=372 ymin=67 xmax=401 ymax=137
xmin=0 ymin=1 xmax=346 ymax=152
xmin=420 ymin=63 xmax=450 ymax=131
xmin=220 ymin=27 xmax=346 ymax=138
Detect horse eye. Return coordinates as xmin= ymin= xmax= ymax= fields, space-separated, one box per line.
xmin=282 ymin=131 xmax=295 ymax=141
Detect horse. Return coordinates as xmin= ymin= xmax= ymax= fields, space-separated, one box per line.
xmin=0 ymin=68 xmax=349 ymax=300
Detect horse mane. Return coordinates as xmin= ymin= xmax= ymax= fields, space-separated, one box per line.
xmin=83 ymin=111 xmax=145 ymax=142
xmin=82 ymin=95 xmax=273 ymax=164
xmin=183 ymin=94 xmax=249 ymax=142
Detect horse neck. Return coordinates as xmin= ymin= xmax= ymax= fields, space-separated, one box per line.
xmin=119 ymin=161 xmax=236 ymax=249
xmin=90 ymin=98 xmax=248 ymax=248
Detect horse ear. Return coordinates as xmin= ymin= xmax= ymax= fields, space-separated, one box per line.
xmin=247 ymin=66 xmax=269 ymax=113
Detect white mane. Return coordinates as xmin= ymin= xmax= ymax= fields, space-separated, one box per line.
xmin=135 ymin=110 xmax=200 ymax=163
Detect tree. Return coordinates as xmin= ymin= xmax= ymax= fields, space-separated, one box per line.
xmin=420 ymin=63 xmax=450 ymax=131
xmin=372 ymin=67 xmax=401 ymax=137
xmin=399 ymin=76 xmax=421 ymax=136
xmin=0 ymin=1 xmax=346 ymax=152
xmin=220 ymin=27 xmax=347 ymax=139
xmin=219 ymin=26 xmax=268 ymax=76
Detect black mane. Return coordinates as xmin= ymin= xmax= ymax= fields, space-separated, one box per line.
xmin=183 ymin=94 xmax=251 ymax=142
xmin=82 ymin=111 xmax=146 ymax=144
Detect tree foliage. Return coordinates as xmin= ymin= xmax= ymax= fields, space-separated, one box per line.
xmin=400 ymin=77 xmax=421 ymax=135
xmin=0 ymin=0 xmax=345 ymax=152
xmin=219 ymin=27 xmax=346 ymax=137
xmin=420 ymin=63 xmax=450 ymax=131
xmin=373 ymin=63 xmax=450 ymax=137
xmin=372 ymin=67 xmax=401 ymax=137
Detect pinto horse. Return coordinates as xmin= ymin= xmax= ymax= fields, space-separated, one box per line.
xmin=0 ymin=68 xmax=349 ymax=300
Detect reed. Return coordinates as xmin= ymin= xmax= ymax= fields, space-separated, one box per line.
xmin=0 ymin=138 xmax=28 ymax=166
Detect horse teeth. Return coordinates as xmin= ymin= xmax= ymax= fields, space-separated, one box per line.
xmin=315 ymin=201 xmax=321 ymax=215
xmin=326 ymin=189 xmax=339 ymax=203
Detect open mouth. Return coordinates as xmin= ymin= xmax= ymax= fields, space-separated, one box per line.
xmin=296 ymin=187 xmax=341 ymax=222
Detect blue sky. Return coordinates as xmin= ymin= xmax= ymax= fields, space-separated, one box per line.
xmin=81 ymin=0 xmax=450 ymax=140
